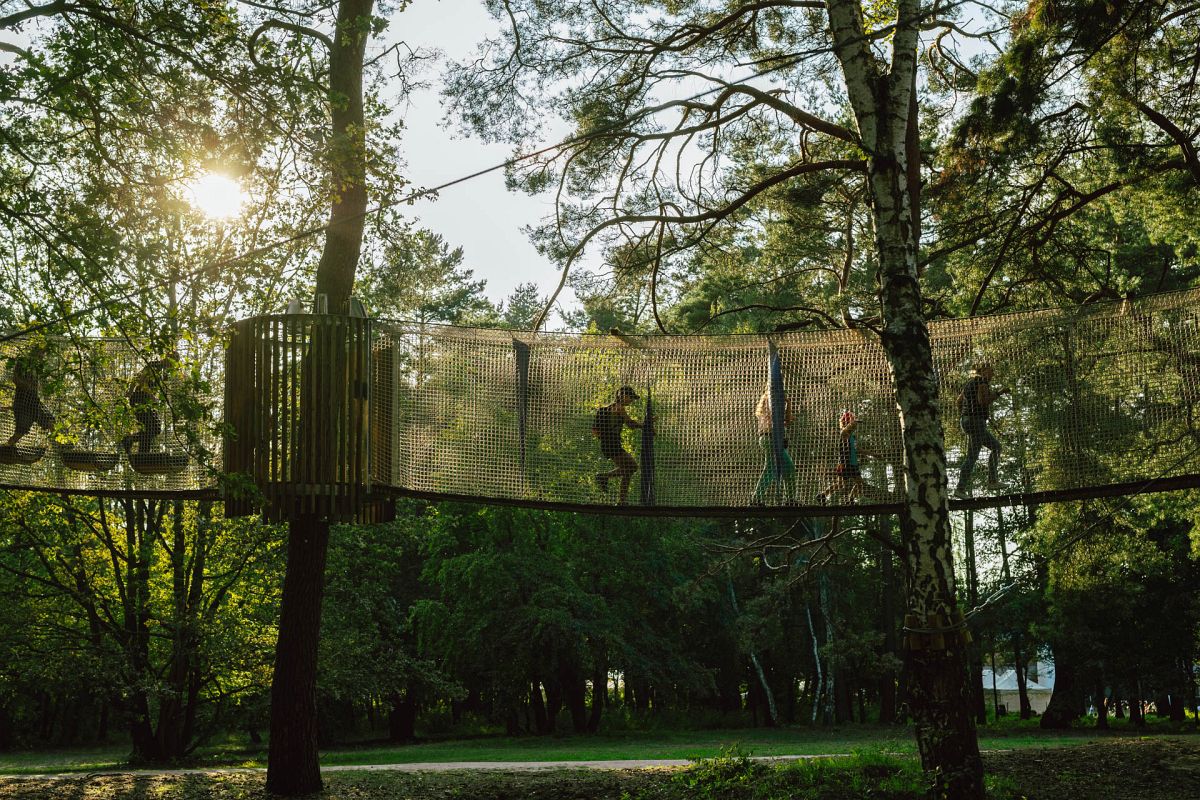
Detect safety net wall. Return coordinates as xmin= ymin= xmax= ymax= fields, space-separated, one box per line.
xmin=372 ymin=290 xmax=1200 ymax=511
xmin=3 ymin=290 xmax=1199 ymax=510
xmin=0 ymin=334 xmax=219 ymax=495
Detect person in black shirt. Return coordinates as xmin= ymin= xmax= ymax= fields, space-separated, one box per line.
xmin=818 ymin=410 xmax=864 ymax=504
xmin=953 ymin=363 xmax=1007 ymax=498
xmin=592 ymin=385 xmax=641 ymax=504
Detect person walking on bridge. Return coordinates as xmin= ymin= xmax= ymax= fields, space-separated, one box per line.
xmin=953 ymin=362 xmax=1007 ymax=498
xmin=593 ymin=385 xmax=642 ymax=505
xmin=4 ymin=351 xmax=55 ymax=447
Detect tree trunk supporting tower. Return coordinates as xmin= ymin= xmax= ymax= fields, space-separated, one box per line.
xmin=266 ymin=515 xmax=330 ymax=795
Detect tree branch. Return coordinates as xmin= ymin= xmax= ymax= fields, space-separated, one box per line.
xmin=1129 ymin=98 xmax=1200 ymax=184
xmin=532 ymin=158 xmax=866 ymax=331
xmin=249 ymin=19 xmax=334 ymax=58
xmin=0 ymin=0 xmax=68 ymax=30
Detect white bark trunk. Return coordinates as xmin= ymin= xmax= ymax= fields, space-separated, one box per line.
xmin=823 ymin=1 xmax=983 ymax=796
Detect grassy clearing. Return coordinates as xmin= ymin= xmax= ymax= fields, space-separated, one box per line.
xmin=3 ymin=740 xmax=1198 ymax=799
xmin=0 ymin=752 xmax=932 ymax=800
xmin=0 ymin=718 xmax=1194 ymax=775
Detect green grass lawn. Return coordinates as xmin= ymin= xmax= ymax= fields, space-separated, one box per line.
xmin=2 ymin=739 xmax=1199 ymax=800
xmin=1 ymin=717 xmax=1195 ymax=775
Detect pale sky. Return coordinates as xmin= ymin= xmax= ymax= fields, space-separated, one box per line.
xmin=385 ymin=0 xmax=574 ymax=311
xmin=0 ymin=1 xmax=574 ymax=315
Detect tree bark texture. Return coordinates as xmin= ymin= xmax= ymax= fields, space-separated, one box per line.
xmin=530 ymin=682 xmax=550 ymax=734
xmin=313 ymin=0 xmax=374 ymax=314
xmin=825 ymin=0 xmax=982 ymax=794
xmin=388 ymin=691 xmax=417 ymax=742
xmin=266 ymin=1 xmax=374 ymax=794
xmin=266 ymin=515 xmax=331 ymax=794
xmin=587 ymin=661 xmax=605 ymax=733
xmin=962 ymin=511 xmax=986 ymax=725
xmin=1041 ymin=647 xmax=1084 ymax=728
xmin=879 ymin=515 xmax=899 ymax=724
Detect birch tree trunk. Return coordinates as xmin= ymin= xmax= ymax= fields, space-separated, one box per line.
xmin=266 ymin=1 xmax=374 ymax=795
xmin=825 ymin=0 xmax=982 ymax=795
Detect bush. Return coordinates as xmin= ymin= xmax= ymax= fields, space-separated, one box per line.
xmin=621 ymin=748 xmax=926 ymax=800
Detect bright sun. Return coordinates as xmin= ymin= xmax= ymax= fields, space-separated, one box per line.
xmin=184 ymin=172 xmax=245 ymax=220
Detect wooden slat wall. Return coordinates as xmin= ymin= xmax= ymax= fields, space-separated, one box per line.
xmin=223 ymin=314 xmax=379 ymax=523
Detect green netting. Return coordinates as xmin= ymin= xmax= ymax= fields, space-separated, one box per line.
xmin=0 ymin=335 xmax=217 ymax=495
xmin=372 ymin=290 xmax=1200 ymax=511
xmin=3 ymin=290 xmax=1200 ymax=511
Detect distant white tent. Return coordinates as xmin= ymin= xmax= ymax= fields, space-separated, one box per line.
xmin=981 ymin=666 xmax=1054 ymax=714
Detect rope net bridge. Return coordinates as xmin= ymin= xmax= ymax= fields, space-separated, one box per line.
xmin=0 ymin=336 xmax=217 ymax=497
xmin=3 ymin=290 xmax=1200 ymax=517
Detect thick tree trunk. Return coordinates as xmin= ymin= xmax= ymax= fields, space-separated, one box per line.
xmin=825 ymin=0 xmax=982 ymax=793
xmin=312 ymin=0 xmax=373 ymax=315
xmin=1095 ymin=684 xmax=1108 ymax=729
xmin=388 ymin=691 xmax=417 ymax=742
xmin=587 ymin=661 xmax=605 ymax=733
xmin=962 ymin=511 xmax=987 ymax=725
xmin=1041 ymin=649 xmax=1084 ymax=728
xmin=1130 ymin=676 xmax=1146 ymax=727
xmin=266 ymin=1 xmax=374 ymax=794
xmin=530 ymin=682 xmax=549 ymax=734
xmin=560 ymin=661 xmax=588 ymax=734
xmin=265 ymin=515 xmax=331 ymax=795
xmin=879 ymin=516 xmax=899 ymax=724
xmin=873 ymin=114 xmax=982 ymax=800
xmin=97 ymin=701 xmax=109 ymax=742
xmin=1172 ymin=656 xmax=1192 ymax=723
xmin=1013 ymin=637 xmax=1032 ymax=720
xmin=124 ymin=499 xmax=169 ymax=764
xmin=834 ymin=671 xmax=853 ymax=724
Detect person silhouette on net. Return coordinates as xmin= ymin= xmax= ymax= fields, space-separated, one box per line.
xmin=120 ymin=360 xmax=170 ymax=455
xmin=752 ymin=384 xmax=796 ymax=505
xmin=593 ymin=385 xmax=642 ymax=505
xmin=953 ymin=362 xmax=1007 ymax=498
xmin=4 ymin=353 xmax=56 ymax=447
xmin=818 ymin=410 xmax=864 ymax=504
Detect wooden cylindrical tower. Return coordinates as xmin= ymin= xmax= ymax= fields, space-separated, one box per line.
xmin=223 ymin=313 xmax=376 ymax=522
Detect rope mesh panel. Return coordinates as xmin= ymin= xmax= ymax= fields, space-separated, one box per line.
xmin=0 ymin=336 xmax=216 ymax=495
xmin=372 ymin=290 xmax=1200 ymax=511
xmin=1 ymin=290 xmax=1199 ymax=512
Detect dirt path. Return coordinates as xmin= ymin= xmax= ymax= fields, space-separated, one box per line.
xmin=2 ymin=741 xmax=1198 ymax=800
xmin=0 ymin=752 xmax=849 ymax=779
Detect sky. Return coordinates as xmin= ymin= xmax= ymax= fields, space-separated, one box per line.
xmin=0 ymin=0 xmax=574 ymax=318
xmin=382 ymin=0 xmax=573 ymax=311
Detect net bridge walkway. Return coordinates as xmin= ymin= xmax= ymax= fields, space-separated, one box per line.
xmin=4 ymin=290 xmax=1200 ymax=518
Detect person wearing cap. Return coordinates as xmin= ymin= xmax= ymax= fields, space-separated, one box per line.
xmin=818 ymin=410 xmax=863 ymax=504
xmin=120 ymin=360 xmax=171 ymax=455
xmin=953 ymin=362 xmax=1007 ymax=498
xmin=592 ymin=385 xmax=642 ymax=504
xmin=752 ymin=383 xmax=796 ymax=504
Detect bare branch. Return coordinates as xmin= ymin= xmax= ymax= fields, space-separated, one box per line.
xmin=0 ymin=0 xmax=68 ymax=30
xmin=249 ymin=19 xmax=334 ymax=58
xmin=1128 ymin=98 xmax=1200 ymax=183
